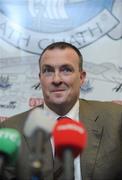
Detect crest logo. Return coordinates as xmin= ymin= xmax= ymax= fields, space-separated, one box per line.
xmin=0 ymin=75 xmax=12 ymax=90
xmin=0 ymin=0 xmax=121 ymax=54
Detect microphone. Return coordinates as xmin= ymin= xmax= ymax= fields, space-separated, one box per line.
xmin=52 ymin=117 xmax=87 ymax=180
xmin=17 ymin=107 xmax=56 ymax=180
xmin=24 ymin=107 xmax=56 ymax=137
xmin=0 ymin=128 xmax=21 ymax=177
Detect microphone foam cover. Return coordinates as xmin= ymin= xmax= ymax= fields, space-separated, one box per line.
xmin=52 ymin=117 xmax=87 ymax=158
xmin=24 ymin=107 xmax=56 ymax=137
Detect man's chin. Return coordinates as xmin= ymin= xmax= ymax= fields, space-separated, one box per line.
xmin=52 ymin=101 xmax=65 ymax=105
xmin=50 ymin=98 xmax=66 ymax=105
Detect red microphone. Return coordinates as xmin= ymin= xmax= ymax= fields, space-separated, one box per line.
xmin=52 ymin=117 xmax=87 ymax=159
xmin=52 ymin=117 xmax=87 ymax=180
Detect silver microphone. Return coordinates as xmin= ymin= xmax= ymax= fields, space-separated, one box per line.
xmin=18 ymin=107 xmax=56 ymax=180
xmin=24 ymin=107 xmax=56 ymax=137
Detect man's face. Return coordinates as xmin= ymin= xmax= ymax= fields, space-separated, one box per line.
xmin=39 ymin=48 xmax=86 ymax=111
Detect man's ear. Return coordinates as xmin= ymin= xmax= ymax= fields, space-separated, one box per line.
xmin=39 ymin=72 xmax=42 ymax=86
xmin=80 ymin=70 xmax=86 ymax=85
xmin=39 ymin=72 xmax=41 ymax=78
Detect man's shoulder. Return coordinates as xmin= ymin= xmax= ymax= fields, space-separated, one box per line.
xmin=79 ymin=99 xmax=122 ymax=112
xmin=79 ymin=99 xmax=122 ymax=128
xmin=0 ymin=107 xmax=36 ymax=131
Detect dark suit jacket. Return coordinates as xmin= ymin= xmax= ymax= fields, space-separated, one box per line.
xmin=0 ymin=99 xmax=122 ymax=180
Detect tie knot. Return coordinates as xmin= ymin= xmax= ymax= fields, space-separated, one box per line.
xmin=57 ymin=116 xmax=62 ymax=121
xmin=57 ymin=116 xmax=69 ymax=121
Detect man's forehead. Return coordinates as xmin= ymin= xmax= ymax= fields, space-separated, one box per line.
xmin=41 ymin=62 xmax=73 ymax=68
xmin=41 ymin=48 xmax=79 ymax=59
xmin=39 ymin=48 xmax=80 ymax=70
xmin=42 ymin=49 xmax=79 ymax=60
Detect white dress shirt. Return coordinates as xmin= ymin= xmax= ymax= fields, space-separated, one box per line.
xmin=43 ymin=100 xmax=82 ymax=180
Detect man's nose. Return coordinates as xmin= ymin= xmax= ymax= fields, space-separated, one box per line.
xmin=53 ymin=72 xmax=62 ymax=84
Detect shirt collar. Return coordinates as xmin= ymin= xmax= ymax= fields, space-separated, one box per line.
xmin=44 ymin=100 xmax=79 ymax=121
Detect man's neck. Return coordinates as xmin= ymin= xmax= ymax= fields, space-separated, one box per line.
xmin=45 ymin=100 xmax=79 ymax=116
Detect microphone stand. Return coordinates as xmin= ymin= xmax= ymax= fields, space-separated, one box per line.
xmin=63 ymin=148 xmax=74 ymax=180
xmin=0 ymin=154 xmax=5 ymax=179
xmin=30 ymin=129 xmax=46 ymax=178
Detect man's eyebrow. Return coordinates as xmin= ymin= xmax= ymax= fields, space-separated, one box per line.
xmin=41 ymin=65 xmax=54 ymax=72
xmin=61 ymin=64 xmax=73 ymax=67
xmin=41 ymin=64 xmax=53 ymax=68
xmin=60 ymin=64 xmax=74 ymax=70
xmin=41 ymin=64 xmax=74 ymax=69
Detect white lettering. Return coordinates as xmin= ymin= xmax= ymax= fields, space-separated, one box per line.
xmin=0 ymin=131 xmax=17 ymax=142
xmin=57 ymin=124 xmax=85 ymax=134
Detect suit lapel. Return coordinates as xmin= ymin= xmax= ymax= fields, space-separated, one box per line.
xmin=79 ymin=100 xmax=104 ymax=180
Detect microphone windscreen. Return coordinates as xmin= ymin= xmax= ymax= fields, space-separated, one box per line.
xmin=0 ymin=128 xmax=21 ymax=164
xmin=24 ymin=107 xmax=56 ymax=137
xmin=52 ymin=117 xmax=87 ymax=158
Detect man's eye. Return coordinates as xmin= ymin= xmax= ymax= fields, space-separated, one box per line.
xmin=43 ymin=68 xmax=50 ymax=73
xmin=61 ymin=67 xmax=72 ymax=73
xmin=42 ymin=68 xmax=53 ymax=75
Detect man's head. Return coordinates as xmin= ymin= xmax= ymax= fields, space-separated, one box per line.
xmin=39 ymin=42 xmax=83 ymax=71
xmin=39 ymin=42 xmax=86 ymax=115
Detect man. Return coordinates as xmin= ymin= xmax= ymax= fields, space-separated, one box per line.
xmin=0 ymin=42 xmax=122 ymax=180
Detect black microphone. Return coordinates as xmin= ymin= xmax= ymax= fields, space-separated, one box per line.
xmin=52 ymin=117 xmax=87 ymax=180
xmin=17 ymin=107 xmax=56 ymax=180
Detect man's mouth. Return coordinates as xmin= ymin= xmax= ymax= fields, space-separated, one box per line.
xmin=51 ymin=89 xmax=65 ymax=92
